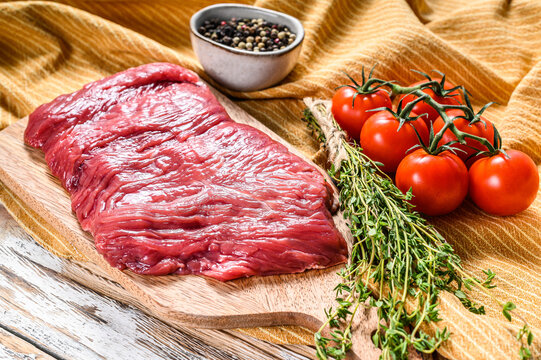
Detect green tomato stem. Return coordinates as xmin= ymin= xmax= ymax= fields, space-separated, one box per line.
xmin=369 ymin=81 xmax=498 ymax=155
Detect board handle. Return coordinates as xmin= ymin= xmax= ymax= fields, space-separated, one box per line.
xmin=347 ymin=304 xmax=381 ymax=360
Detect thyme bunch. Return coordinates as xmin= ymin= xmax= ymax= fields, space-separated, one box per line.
xmin=303 ymin=100 xmax=533 ymax=360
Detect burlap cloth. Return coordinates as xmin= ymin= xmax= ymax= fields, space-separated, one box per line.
xmin=0 ymin=0 xmax=540 ymax=358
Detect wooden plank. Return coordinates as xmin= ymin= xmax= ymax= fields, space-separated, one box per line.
xmin=0 ymin=80 xmax=379 ymax=360
xmin=0 ymin=205 xmax=311 ymax=360
xmin=47 ymin=257 xmax=315 ymax=359
xmin=0 ymin=327 xmax=55 ymax=360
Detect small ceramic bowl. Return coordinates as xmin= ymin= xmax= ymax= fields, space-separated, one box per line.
xmin=190 ymin=3 xmax=304 ymax=92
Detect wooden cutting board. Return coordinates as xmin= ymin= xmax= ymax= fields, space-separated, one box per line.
xmin=0 ymin=88 xmax=379 ymax=359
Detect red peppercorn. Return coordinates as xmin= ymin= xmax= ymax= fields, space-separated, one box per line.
xmin=220 ymin=21 xmax=227 ymax=26
xmin=274 ymin=38 xmax=280 ymax=44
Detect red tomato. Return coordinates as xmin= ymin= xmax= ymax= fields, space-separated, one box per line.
xmin=469 ymin=150 xmax=539 ymax=216
xmin=433 ymin=109 xmax=495 ymax=167
xmin=396 ymin=149 xmax=469 ymax=216
xmin=331 ymin=86 xmax=392 ymax=141
xmin=360 ymin=111 xmax=429 ymax=173
xmin=399 ymin=78 xmax=461 ymax=127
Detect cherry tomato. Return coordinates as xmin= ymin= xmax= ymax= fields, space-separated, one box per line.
xmin=433 ymin=109 xmax=495 ymax=167
xmin=469 ymin=150 xmax=539 ymax=216
xmin=331 ymin=86 xmax=392 ymax=141
xmin=396 ymin=149 xmax=469 ymax=216
xmin=399 ymin=78 xmax=461 ymax=127
xmin=360 ymin=111 xmax=429 ymax=173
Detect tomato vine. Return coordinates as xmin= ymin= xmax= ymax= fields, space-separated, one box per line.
xmin=361 ymin=71 xmax=500 ymax=156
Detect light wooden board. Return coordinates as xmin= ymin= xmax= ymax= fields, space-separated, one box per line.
xmin=0 ymin=327 xmax=54 ymax=360
xmin=0 ymin=88 xmax=380 ymax=359
xmin=0 ymin=204 xmax=312 ymax=360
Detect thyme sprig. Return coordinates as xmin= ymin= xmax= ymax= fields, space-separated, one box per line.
xmin=303 ymin=101 xmax=534 ymax=359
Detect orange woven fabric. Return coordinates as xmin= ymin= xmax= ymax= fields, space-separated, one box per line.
xmin=0 ymin=1 xmax=540 ymax=359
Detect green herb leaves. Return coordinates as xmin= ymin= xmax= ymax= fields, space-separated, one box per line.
xmin=503 ymin=302 xmax=517 ymax=322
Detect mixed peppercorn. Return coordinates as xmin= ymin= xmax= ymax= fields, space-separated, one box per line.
xmin=198 ymin=17 xmax=297 ymax=52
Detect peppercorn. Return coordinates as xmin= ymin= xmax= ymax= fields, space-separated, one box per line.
xmin=198 ymin=17 xmax=297 ymax=52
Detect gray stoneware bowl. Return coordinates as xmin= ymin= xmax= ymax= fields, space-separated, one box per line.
xmin=190 ymin=4 xmax=304 ymax=92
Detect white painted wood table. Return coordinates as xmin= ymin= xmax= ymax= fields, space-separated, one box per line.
xmin=0 ymin=204 xmax=313 ymax=360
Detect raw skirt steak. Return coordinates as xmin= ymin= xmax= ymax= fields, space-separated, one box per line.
xmin=24 ymin=63 xmax=347 ymax=281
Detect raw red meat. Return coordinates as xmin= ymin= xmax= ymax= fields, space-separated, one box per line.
xmin=24 ymin=63 xmax=347 ymax=281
